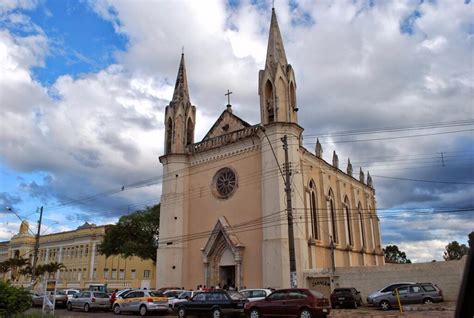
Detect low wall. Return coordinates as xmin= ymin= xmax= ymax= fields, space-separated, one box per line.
xmin=304 ymin=257 xmax=466 ymax=302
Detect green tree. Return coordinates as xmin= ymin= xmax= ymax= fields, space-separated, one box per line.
xmin=383 ymin=245 xmax=411 ymax=264
xmin=98 ymin=204 xmax=160 ymax=262
xmin=443 ymin=241 xmax=469 ymax=260
xmin=2 ymin=257 xmax=30 ymax=282
xmin=0 ymin=281 xmax=32 ymax=317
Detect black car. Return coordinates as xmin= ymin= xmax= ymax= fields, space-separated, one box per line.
xmin=176 ymin=290 xmax=247 ymax=318
xmin=330 ymin=288 xmax=363 ymax=309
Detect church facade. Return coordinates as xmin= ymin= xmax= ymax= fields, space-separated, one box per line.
xmin=156 ymin=9 xmax=384 ymax=291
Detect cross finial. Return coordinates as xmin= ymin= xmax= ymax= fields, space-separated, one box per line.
xmin=272 ymin=0 xmax=275 ymax=9
xmin=225 ymin=89 xmax=233 ymax=106
xmin=181 ymin=46 xmax=184 ymax=55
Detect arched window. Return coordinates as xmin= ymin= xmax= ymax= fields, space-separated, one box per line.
xmin=358 ymin=203 xmax=365 ymax=248
xmin=327 ymin=189 xmax=338 ymax=243
xmin=166 ymin=118 xmax=173 ymax=154
xmin=344 ymin=196 xmax=353 ymax=246
xmin=265 ymin=80 xmax=274 ymax=123
xmin=309 ymin=180 xmax=319 ymax=239
xmin=186 ymin=117 xmax=194 ymax=146
xmin=290 ymin=82 xmax=296 ymax=110
xmin=369 ymin=206 xmax=375 ymax=250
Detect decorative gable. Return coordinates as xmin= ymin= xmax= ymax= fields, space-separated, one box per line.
xmin=202 ymin=109 xmax=251 ymax=141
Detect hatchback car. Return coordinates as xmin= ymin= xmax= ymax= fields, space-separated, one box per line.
xmin=32 ymin=291 xmax=68 ymax=308
xmin=169 ymin=290 xmax=198 ymax=309
xmin=330 ymin=288 xmax=362 ymax=309
xmin=66 ymin=291 xmax=110 ymax=312
xmin=176 ymin=290 xmax=247 ymax=318
xmin=112 ymin=289 xmax=168 ymax=316
xmin=373 ymin=283 xmax=443 ymax=310
xmin=240 ymin=289 xmax=273 ymax=302
xmin=367 ymin=282 xmax=415 ymax=305
xmin=244 ymin=288 xmax=331 ymax=318
xmin=63 ymin=289 xmax=80 ymax=300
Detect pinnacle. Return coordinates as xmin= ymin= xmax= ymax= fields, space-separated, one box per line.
xmin=265 ymin=8 xmax=288 ymax=68
xmin=172 ymin=53 xmax=190 ymax=103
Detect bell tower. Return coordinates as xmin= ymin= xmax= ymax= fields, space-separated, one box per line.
xmin=164 ymin=53 xmax=196 ymax=154
xmin=259 ymin=8 xmax=298 ymax=125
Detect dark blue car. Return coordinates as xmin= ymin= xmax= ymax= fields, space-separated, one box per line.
xmin=176 ymin=290 xmax=247 ymax=318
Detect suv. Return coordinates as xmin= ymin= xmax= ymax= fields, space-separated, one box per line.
xmin=367 ymin=282 xmax=415 ymax=305
xmin=373 ymin=283 xmax=443 ymax=310
xmin=330 ymin=288 xmax=362 ymax=309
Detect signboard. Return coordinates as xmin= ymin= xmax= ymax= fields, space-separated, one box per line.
xmin=308 ymin=277 xmax=331 ymax=298
xmin=46 ymin=280 xmax=56 ymax=292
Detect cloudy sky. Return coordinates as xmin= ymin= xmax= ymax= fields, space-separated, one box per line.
xmin=0 ymin=0 xmax=472 ymax=262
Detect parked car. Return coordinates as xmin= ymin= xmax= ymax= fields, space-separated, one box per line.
xmin=176 ymin=290 xmax=247 ymax=318
xmin=373 ymin=283 xmax=443 ymax=311
xmin=244 ymin=288 xmax=331 ymax=318
xmin=66 ymin=291 xmax=110 ymax=312
xmin=330 ymin=288 xmax=362 ymax=309
xmin=169 ymin=290 xmax=198 ymax=308
xmin=32 ymin=291 xmax=68 ymax=308
xmin=367 ymin=282 xmax=415 ymax=305
xmin=115 ymin=288 xmax=132 ymax=299
xmin=62 ymin=289 xmax=80 ymax=300
xmin=239 ymin=289 xmax=273 ymax=302
xmin=112 ymin=289 xmax=168 ymax=316
xmin=164 ymin=289 xmax=184 ymax=300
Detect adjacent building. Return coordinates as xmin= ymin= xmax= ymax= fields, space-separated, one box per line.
xmin=0 ymin=221 xmax=155 ymax=290
xmin=156 ymin=8 xmax=384 ymax=293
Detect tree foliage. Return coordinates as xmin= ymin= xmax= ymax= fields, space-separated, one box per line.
xmin=98 ymin=204 xmax=160 ymax=262
xmin=383 ymin=245 xmax=411 ymax=264
xmin=443 ymin=241 xmax=469 ymax=261
xmin=0 ymin=281 xmax=32 ymax=317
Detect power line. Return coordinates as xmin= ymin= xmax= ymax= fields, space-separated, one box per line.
xmin=371 ymin=175 xmax=474 ymax=185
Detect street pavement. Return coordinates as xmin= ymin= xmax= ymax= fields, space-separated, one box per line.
xmin=26 ymin=303 xmax=456 ymax=317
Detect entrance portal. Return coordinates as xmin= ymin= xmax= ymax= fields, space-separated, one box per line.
xmin=219 ymin=265 xmax=235 ymax=287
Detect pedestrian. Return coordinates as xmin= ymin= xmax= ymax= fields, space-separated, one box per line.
xmin=110 ymin=289 xmax=118 ymax=308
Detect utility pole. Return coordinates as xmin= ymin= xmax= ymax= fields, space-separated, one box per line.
xmin=31 ymin=206 xmax=43 ymax=283
xmin=281 ymin=135 xmax=297 ymax=288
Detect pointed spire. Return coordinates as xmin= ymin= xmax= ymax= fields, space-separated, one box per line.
xmin=347 ymin=158 xmax=353 ymax=176
xmin=367 ymin=171 xmax=373 ymax=188
xmin=265 ymin=8 xmax=288 ymax=68
xmin=359 ymin=167 xmax=365 ymax=183
xmin=315 ymin=138 xmax=323 ymax=158
xmin=172 ymin=53 xmax=190 ymax=103
xmin=332 ymin=150 xmax=339 ymax=169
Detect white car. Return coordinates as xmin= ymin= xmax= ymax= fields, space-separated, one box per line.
xmin=62 ymin=289 xmax=80 ymax=300
xmin=239 ymin=288 xmax=273 ymax=302
xmin=169 ymin=291 xmax=198 ymax=308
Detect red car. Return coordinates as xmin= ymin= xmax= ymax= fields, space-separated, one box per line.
xmin=244 ymin=288 xmax=331 ymax=318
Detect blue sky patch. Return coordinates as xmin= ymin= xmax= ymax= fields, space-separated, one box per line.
xmin=400 ymin=9 xmax=422 ymax=35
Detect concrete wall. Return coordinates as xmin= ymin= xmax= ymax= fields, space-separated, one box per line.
xmin=304 ymin=257 xmax=466 ymax=302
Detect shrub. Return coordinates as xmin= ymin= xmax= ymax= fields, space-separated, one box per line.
xmin=0 ymin=281 xmax=32 ymax=317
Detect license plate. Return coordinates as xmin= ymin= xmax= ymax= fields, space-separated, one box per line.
xmin=237 ymin=303 xmax=244 ymax=307
xmin=323 ymin=309 xmax=328 ymax=312
xmin=338 ymin=297 xmax=345 ymax=300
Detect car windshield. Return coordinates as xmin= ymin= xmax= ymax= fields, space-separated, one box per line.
xmin=94 ymin=292 xmax=109 ymax=298
xmin=149 ymin=291 xmax=164 ymax=297
xmin=178 ymin=292 xmax=190 ymax=299
xmin=56 ymin=290 xmax=66 ymax=295
xmin=310 ymin=290 xmax=324 ymax=298
xmin=333 ymin=289 xmax=351 ymax=294
xmin=228 ymin=291 xmax=245 ymax=300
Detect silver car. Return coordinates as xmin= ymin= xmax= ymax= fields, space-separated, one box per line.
xmin=367 ymin=282 xmax=415 ymax=305
xmin=113 ymin=289 xmax=169 ymax=316
xmin=66 ymin=291 xmax=110 ymax=312
xmin=373 ymin=283 xmax=444 ymax=310
xmin=239 ymin=289 xmax=273 ymax=302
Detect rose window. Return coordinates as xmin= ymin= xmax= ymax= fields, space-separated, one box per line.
xmin=214 ymin=168 xmax=237 ymax=198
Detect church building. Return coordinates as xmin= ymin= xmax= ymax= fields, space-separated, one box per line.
xmin=156 ymin=9 xmax=384 ymax=292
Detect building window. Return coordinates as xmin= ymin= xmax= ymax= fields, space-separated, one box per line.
xmin=309 ymin=180 xmax=319 ymax=240
xmin=369 ymin=206 xmax=375 ymax=250
xmin=213 ymin=168 xmax=237 ymax=199
xmin=131 ymin=269 xmax=136 ymax=279
xmin=111 ymin=269 xmax=117 ymax=280
xmin=119 ymin=269 xmax=125 ymax=280
xmin=358 ymin=203 xmax=365 ymax=248
xmin=327 ymin=189 xmax=338 ymax=243
xmin=143 ymin=270 xmax=150 ymax=279
xmin=103 ymin=269 xmax=109 ymax=279
xmin=93 ymin=268 xmax=96 ymax=279
xmin=344 ymin=196 xmax=353 ymax=246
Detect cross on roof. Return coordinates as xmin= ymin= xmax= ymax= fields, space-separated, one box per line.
xmin=225 ymin=89 xmax=233 ymax=106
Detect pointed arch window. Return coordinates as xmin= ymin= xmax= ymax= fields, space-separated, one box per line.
xmin=264 ymin=80 xmax=274 ymax=123
xmin=309 ymin=180 xmax=319 ymax=240
xmin=327 ymin=189 xmax=338 ymax=243
xmin=186 ymin=117 xmax=194 ymax=146
xmin=369 ymin=206 xmax=375 ymax=250
xmin=344 ymin=196 xmax=353 ymax=246
xmin=166 ymin=118 xmax=173 ymax=154
xmin=290 ymin=81 xmax=296 ymax=111
xmin=358 ymin=203 xmax=365 ymax=248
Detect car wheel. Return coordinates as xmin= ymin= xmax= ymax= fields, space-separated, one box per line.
xmin=139 ymin=305 xmax=147 ymax=316
xmin=67 ymin=302 xmax=72 ymax=311
xmin=177 ymin=307 xmax=186 ymax=318
xmin=212 ymin=308 xmax=222 ymax=318
xmin=353 ymin=300 xmax=358 ymax=309
xmin=423 ymin=298 xmax=433 ymax=304
xmin=249 ymin=308 xmax=260 ymax=318
xmin=84 ymin=303 xmax=90 ymax=312
xmin=113 ymin=304 xmax=121 ymax=315
xmin=379 ymin=300 xmax=390 ymax=311
xmin=299 ymin=308 xmax=312 ymax=318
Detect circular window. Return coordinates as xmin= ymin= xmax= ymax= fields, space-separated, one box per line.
xmin=213 ymin=168 xmax=237 ymax=199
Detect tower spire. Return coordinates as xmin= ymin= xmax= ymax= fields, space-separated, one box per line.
xmin=172 ymin=53 xmax=190 ymax=103
xmin=265 ymin=8 xmax=288 ymax=68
